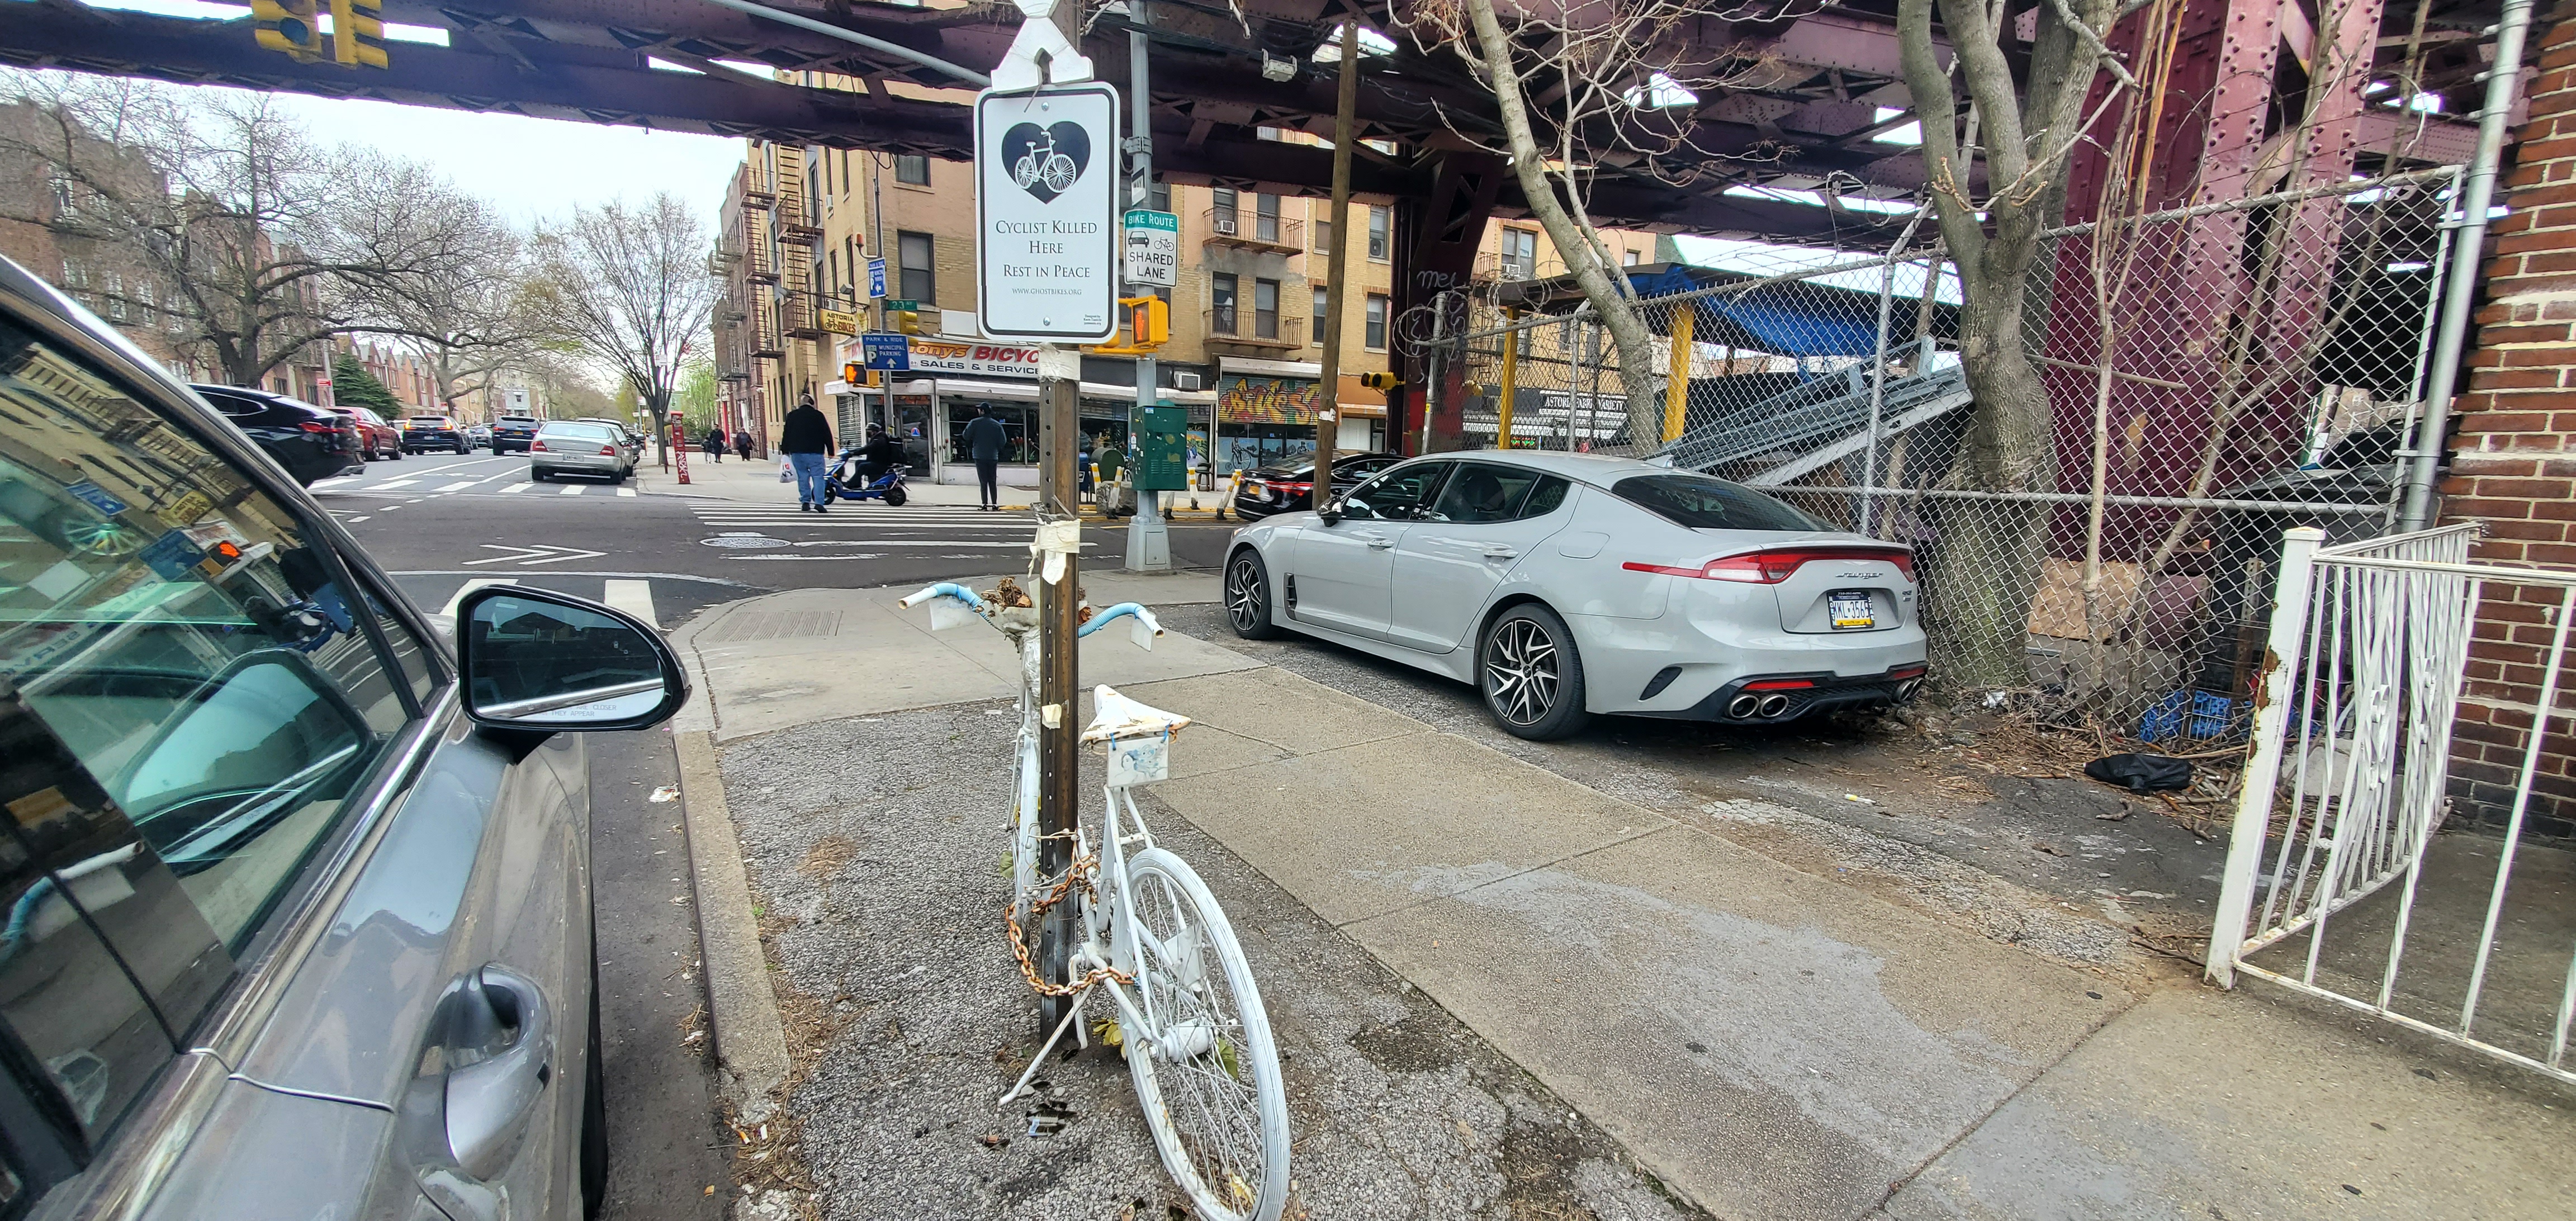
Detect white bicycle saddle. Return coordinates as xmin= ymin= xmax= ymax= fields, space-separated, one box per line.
xmin=1081 ymin=684 xmax=1191 ymax=744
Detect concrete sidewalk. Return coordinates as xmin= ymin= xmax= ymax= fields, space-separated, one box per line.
xmin=671 ymin=574 xmax=2576 ymax=1219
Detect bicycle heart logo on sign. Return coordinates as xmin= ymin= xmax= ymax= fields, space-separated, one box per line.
xmin=1000 ymin=121 xmax=1090 ymax=202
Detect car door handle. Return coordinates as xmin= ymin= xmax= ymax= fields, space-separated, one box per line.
xmin=1358 ymin=532 xmax=1394 ymax=549
xmin=442 ymin=964 xmax=554 ymax=1181
xmin=1480 ymin=545 xmax=1518 ymax=560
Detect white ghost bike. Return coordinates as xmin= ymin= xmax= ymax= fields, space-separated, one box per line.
xmin=899 ymin=580 xmax=1290 ymax=1221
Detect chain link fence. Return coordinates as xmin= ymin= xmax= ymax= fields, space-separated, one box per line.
xmin=1447 ymin=167 xmax=2463 ymax=738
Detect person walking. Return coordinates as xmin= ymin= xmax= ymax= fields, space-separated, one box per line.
xmin=961 ymin=403 xmax=1007 ymax=511
xmin=702 ymin=425 xmax=726 ymax=463
xmin=780 ymin=392 xmax=835 ymax=513
xmin=733 ymin=428 xmax=753 ymax=461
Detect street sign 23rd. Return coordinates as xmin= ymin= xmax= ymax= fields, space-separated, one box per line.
xmin=974 ymin=83 xmax=1120 ymax=342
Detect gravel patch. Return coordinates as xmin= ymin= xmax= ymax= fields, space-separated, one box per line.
xmin=718 ymin=703 xmax=1706 ymax=1220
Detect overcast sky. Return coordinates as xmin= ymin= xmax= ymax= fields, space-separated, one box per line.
xmin=74 ymin=0 xmax=745 ymax=228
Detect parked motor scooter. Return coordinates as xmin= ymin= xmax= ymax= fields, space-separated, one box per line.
xmin=822 ymin=448 xmax=910 ymax=507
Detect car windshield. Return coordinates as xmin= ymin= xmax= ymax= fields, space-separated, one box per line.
xmin=1610 ymin=473 xmax=1829 ymax=532
xmin=541 ymin=424 xmax=612 ymax=441
xmin=409 ymin=417 xmax=447 ymax=426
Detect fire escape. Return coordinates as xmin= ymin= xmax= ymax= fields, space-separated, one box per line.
xmin=739 ymin=162 xmax=782 ymax=359
xmin=773 ymin=145 xmax=825 ymax=342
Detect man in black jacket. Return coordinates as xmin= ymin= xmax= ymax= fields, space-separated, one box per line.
xmin=960 ymin=403 xmax=1007 ymax=510
xmin=780 ymin=393 xmax=834 ymax=512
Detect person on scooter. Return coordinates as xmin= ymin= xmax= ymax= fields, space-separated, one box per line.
xmin=854 ymin=424 xmax=903 ymax=488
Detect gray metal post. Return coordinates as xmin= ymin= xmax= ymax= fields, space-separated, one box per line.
xmin=1860 ymin=209 xmax=1928 ymax=535
xmin=1123 ymin=0 xmax=1171 ymax=571
xmin=2398 ymin=0 xmax=2535 ymax=530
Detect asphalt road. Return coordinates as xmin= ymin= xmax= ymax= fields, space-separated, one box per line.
xmin=305 ymin=451 xmax=1232 ymax=1215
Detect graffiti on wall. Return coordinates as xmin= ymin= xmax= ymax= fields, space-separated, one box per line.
xmin=1219 ymin=375 xmax=1318 ymax=425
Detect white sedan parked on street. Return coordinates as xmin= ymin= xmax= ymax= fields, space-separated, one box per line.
xmin=1220 ymin=452 xmax=1928 ymax=740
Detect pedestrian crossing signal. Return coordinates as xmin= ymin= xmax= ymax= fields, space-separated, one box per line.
xmin=330 ymin=0 xmax=389 ymax=69
xmin=842 ymin=363 xmax=861 ymax=385
xmin=1122 ymin=296 xmax=1168 ymax=348
xmin=1360 ymin=371 xmax=1403 ymax=392
xmin=253 ymin=0 xmax=323 ymax=60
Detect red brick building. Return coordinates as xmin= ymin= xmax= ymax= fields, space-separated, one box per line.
xmin=2441 ymin=0 xmax=2576 ymax=833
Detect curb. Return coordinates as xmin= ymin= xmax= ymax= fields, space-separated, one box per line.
xmin=667 ymin=602 xmax=791 ymax=1125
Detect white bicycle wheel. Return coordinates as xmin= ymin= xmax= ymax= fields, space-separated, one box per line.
xmin=1012 ymin=154 xmax=1041 ymax=189
xmin=1120 ymin=848 xmax=1289 ymax=1221
xmin=1040 ymin=153 xmax=1077 ymax=193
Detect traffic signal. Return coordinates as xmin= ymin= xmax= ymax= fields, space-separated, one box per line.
xmin=253 ymin=0 xmax=322 ymax=60
xmin=1120 ymin=296 xmax=1169 ymax=348
xmin=330 ymin=0 xmax=389 ymax=69
xmin=1359 ymin=371 xmax=1403 ymax=392
xmin=842 ymin=362 xmax=861 ymax=385
xmin=893 ymin=307 xmax=920 ymax=335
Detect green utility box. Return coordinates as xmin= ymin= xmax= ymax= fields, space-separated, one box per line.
xmin=1134 ymin=403 xmax=1188 ymax=491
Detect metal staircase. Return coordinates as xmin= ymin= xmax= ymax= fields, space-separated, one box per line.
xmin=1657 ymin=338 xmax=1971 ymax=485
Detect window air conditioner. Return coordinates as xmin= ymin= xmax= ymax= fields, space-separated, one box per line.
xmin=1214 ymin=217 xmax=1238 ymax=236
xmin=1174 ymin=372 xmax=1204 ymax=391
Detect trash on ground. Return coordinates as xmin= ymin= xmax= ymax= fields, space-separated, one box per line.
xmin=648 ymin=784 xmax=681 ymax=803
xmin=2082 ymin=753 xmax=2193 ymax=794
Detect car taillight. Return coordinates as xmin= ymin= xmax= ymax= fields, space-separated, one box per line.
xmin=600 ymin=445 xmax=618 ymax=456
xmin=1281 ymin=481 xmax=1313 ymax=493
xmin=532 ymin=439 xmax=547 ymax=452
xmin=299 ymin=421 xmax=334 ymax=433
xmin=1623 ymin=547 xmax=1915 ymax=584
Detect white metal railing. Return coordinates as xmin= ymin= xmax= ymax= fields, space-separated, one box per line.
xmin=2208 ymin=522 xmax=2576 ymax=1084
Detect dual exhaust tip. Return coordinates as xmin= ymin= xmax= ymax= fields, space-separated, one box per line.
xmin=1726 ymin=694 xmax=1792 ymax=720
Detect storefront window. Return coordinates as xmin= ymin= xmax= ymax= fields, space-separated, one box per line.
xmin=946 ymin=400 xmax=1038 ymax=465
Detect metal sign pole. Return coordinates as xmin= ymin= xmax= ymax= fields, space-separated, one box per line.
xmin=1123 ymin=0 xmax=1171 ymax=571
xmin=1315 ymin=21 xmax=1357 ymax=517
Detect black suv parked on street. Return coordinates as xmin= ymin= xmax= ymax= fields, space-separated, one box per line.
xmin=493 ymin=414 xmax=543 ymax=454
xmin=188 ymin=384 xmax=364 ymax=485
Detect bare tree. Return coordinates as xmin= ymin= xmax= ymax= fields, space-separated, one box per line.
xmin=1 ymin=73 xmax=485 ymax=388
xmin=343 ymin=177 xmax=549 ymax=418
xmin=1407 ymin=0 xmax=1792 ymax=441
xmin=529 ymin=195 xmax=718 ymax=468
xmin=1893 ymin=0 xmax=2132 ymax=685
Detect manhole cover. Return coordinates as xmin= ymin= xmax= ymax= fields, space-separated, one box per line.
xmin=700 ymin=534 xmax=788 ymax=548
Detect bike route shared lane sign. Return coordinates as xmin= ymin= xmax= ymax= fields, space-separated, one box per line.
xmin=974 ymin=82 xmax=1121 ymax=343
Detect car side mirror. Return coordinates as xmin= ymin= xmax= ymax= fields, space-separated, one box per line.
xmin=456 ymin=585 xmax=689 ymax=739
xmin=1317 ymin=496 xmax=1344 ymax=524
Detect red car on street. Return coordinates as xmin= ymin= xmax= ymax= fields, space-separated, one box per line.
xmin=330 ymin=405 xmax=402 ymax=460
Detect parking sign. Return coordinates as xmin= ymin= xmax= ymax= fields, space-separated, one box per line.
xmin=974 ymin=83 xmax=1120 ymax=342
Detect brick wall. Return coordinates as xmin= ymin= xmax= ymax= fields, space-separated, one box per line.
xmin=2439 ymin=0 xmax=2576 ymax=836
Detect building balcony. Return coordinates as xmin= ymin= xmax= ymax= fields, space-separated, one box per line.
xmin=1202 ymin=308 xmax=1304 ymax=351
xmin=1205 ymin=208 xmax=1303 ymax=254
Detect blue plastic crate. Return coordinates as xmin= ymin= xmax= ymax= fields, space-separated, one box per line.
xmin=2139 ymin=689 xmax=2244 ymax=743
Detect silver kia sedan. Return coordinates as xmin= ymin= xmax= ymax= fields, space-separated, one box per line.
xmin=530 ymin=422 xmax=632 ymax=483
xmin=0 ymin=254 xmax=684 ymax=1217
xmin=1220 ymin=451 xmax=1928 ymax=739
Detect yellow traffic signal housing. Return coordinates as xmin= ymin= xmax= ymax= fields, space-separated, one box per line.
xmin=253 ymin=0 xmax=323 ymax=60
xmin=1359 ymin=371 xmax=1403 ymax=392
xmin=893 ymin=309 xmax=920 ymax=335
xmin=330 ymin=0 xmax=389 ymax=68
xmin=1121 ymin=296 xmax=1169 ymax=348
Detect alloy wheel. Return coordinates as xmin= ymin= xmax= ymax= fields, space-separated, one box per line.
xmin=1483 ymin=617 xmax=1560 ymax=726
xmin=1225 ymin=556 xmax=1265 ymax=632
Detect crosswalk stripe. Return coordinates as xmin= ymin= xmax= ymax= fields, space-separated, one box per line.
xmin=435 ymin=480 xmax=480 ymax=491
xmin=617 ymin=486 xmax=636 ymax=497
xmin=603 ymin=579 xmax=659 ymax=628
xmin=558 ymin=485 xmax=583 ymax=495
xmin=437 ymin=577 xmax=518 ymax=619
xmin=502 ymin=482 xmax=532 ymax=494
xmin=375 ymin=479 xmax=420 ymax=490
